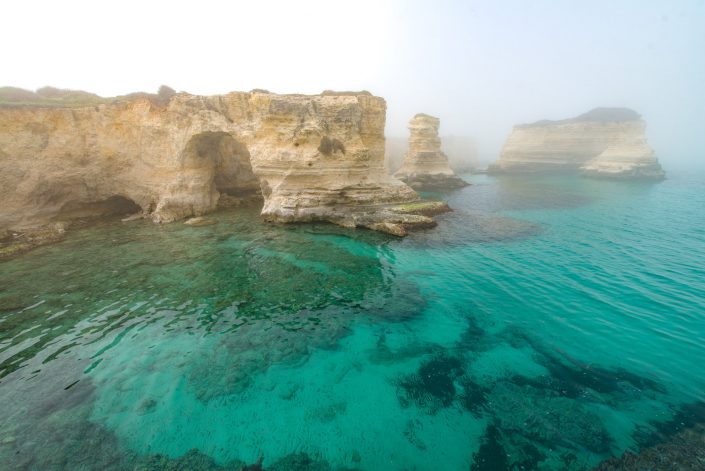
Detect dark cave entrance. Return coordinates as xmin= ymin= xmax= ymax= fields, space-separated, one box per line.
xmin=55 ymin=195 xmax=142 ymax=222
xmin=182 ymin=131 xmax=262 ymax=205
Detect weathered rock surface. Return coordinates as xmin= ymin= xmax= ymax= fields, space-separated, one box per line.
xmin=0 ymin=89 xmax=446 ymax=252
xmin=183 ymin=217 xmax=218 ymax=227
xmin=385 ymin=135 xmax=478 ymax=174
xmin=394 ymin=114 xmax=469 ymax=190
xmin=490 ymin=108 xmax=665 ymax=179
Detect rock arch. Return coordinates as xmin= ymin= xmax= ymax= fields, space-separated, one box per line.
xmin=151 ymin=131 xmax=262 ymax=223
xmin=54 ymin=195 xmax=142 ymax=221
xmin=181 ymin=131 xmax=260 ymax=196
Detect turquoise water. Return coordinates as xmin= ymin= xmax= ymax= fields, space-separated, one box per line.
xmin=1 ymin=173 xmax=704 ymax=470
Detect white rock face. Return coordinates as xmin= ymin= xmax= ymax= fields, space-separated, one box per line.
xmin=0 ymin=90 xmax=452 ymax=241
xmin=580 ymin=132 xmax=664 ymax=179
xmin=394 ymin=114 xmax=468 ymax=189
xmin=491 ymin=108 xmax=664 ymax=179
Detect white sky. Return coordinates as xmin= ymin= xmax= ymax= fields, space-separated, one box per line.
xmin=3 ymin=0 xmax=704 ymax=165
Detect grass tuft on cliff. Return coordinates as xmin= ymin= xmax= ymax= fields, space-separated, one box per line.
xmin=0 ymin=85 xmax=178 ymax=108
xmin=0 ymin=86 xmax=111 ymax=108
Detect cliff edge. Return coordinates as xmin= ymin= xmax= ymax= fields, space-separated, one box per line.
xmin=0 ymin=88 xmax=450 ymax=255
xmin=490 ymin=108 xmax=664 ymax=179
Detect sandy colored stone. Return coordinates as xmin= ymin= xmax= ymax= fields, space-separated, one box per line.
xmin=0 ymin=90 xmax=449 ymax=241
xmin=394 ymin=114 xmax=469 ymax=190
xmin=490 ymin=108 xmax=664 ymax=179
xmin=184 ymin=217 xmax=218 ymax=227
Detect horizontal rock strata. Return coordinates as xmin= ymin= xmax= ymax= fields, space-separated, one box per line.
xmin=394 ymin=114 xmax=469 ymax=190
xmin=490 ymin=108 xmax=664 ymax=179
xmin=0 ymin=89 xmax=449 ymax=251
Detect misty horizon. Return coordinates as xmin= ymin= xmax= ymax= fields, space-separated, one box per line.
xmin=3 ymin=0 xmax=704 ymax=167
xmin=2 ymin=3 xmax=705 ymax=470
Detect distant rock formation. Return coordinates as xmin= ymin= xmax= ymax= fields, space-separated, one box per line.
xmin=490 ymin=108 xmax=664 ymax=179
xmin=385 ymin=134 xmax=478 ymax=174
xmin=0 ymin=89 xmax=451 ymax=251
xmin=394 ymin=114 xmax=469 ymax=190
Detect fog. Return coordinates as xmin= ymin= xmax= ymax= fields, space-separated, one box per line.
xmin=3 ymin=0 xmax=704 ymax=167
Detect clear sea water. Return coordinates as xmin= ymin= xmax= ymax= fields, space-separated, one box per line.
xmin=1 ymin=172 xmax=704 ymax=470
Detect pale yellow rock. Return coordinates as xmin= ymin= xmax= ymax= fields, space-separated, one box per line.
xmin=0 ymin=90 xmax=445 ymax=239
xmin=580 ymin=138 xmax=663 ymax=179
xmin=184 ymin=217 xmax=218 ymax=227
xmin=491 ymin=108 xmax=664 ymax=179
xmin=394 ymin=114 xmax=468 ymax=189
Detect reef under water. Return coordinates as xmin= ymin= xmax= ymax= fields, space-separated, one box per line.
xmin=1 ymin=173 xmax=704 ymax=470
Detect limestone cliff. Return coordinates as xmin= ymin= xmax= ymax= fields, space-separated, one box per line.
xmin=490 ymin=108 xmax=664 ymax=179
xmin=0 ymin=89 xmax=449 ymax=249
xmin=394 ymin=114 xmax=469 ymax=190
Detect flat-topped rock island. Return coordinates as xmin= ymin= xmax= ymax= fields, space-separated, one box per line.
xmin=490 ymin=108 xmax=665 ymax=180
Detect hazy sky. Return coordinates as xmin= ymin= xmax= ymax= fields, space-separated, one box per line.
xmin=3 ymin=0 xmax=704 ymax=165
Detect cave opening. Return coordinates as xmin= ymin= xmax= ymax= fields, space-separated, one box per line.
xmin=55 ymin=195 xmax=142 ymax=222
xmin=182 ymin=131 xmax=263 ymax=207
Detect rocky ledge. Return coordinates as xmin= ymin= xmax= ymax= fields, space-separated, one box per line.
xmin=0 ymin=88 xmax=450 ymax=257
xmin=489 ymin=108 xmax=665 ymax=180
xmin=394 ymin=114 xmax=469 ymax=190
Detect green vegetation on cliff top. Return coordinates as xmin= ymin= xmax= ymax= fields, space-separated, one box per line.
xmin=0 ymin=85 xmax=177 ymax=108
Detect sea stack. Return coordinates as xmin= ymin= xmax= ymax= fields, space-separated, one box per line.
xmin=490 ymin=108 xmax=664 ymax=180
xmin=394 ymin=114 xmax=469 ymax=190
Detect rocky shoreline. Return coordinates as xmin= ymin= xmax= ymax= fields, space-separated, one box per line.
xmin=0 ymin=89 xmax=458 ymax=258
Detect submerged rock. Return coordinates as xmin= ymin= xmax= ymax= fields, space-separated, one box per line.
xmin=488 ymin=381 xmax=613 ymax=454
xmin=184 ymin=216 xmax=218 ymax=227
xmin=593 ymin=424 xmax=705 ymax=471
xmin=0 ymin=222 xmax=67 ymax=260
xmin=394 ymin=114 xmax=469 ymax=190
xmin=490 ymin=107 xmax=665 ymax=180
xmin=120 ymin=212 xmax=144 ymax=222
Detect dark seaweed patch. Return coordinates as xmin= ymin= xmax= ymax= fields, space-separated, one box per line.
xmin=455 ymin=317 xmax=487 ymax=352
xmin=138 ymin=449 xmax=245 ymax=470
xmin=458 ymin=376 xmax=489 ymax=417
xmin=541 ymin=356 xmax=665 ymax=397
xmin=511 ymin=331 xmax=666 ymax=398
xmin=396 ymin=353 xmax=464 ymax=411
xmin=511 ymin=442 xmax=545 ymax=470
xmin=632 ymin=401 xmax=705 ymax=449
xmin=470 ymin=425 xmax=509 ymax=471
xmin=268 ymin=451 xmax=360 ymax=471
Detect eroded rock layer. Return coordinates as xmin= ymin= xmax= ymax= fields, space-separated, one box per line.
xmin=490 ymin=108 xmax=665 ymax=179
xmin=0 ymin=90 xmax=447 ymax=244
xmin=394 ymin=114 xmax=469 ymax=190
